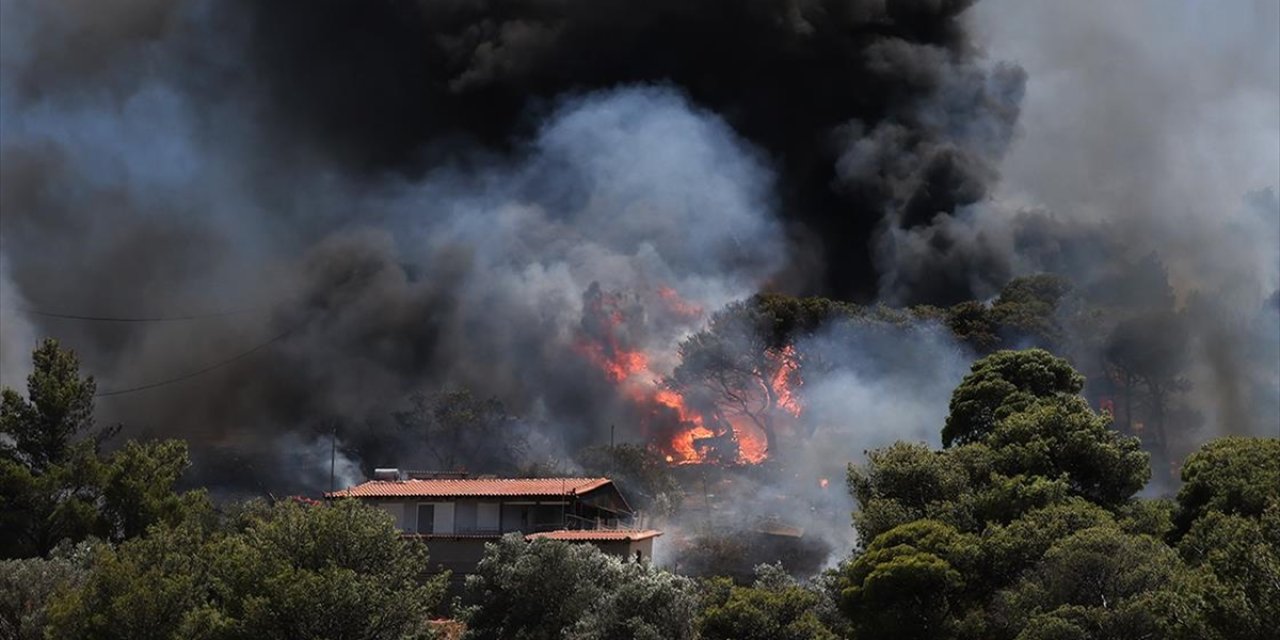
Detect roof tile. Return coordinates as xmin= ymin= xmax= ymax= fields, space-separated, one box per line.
xmin=525 ymin=529 xmax=663 ymax=542
xmin=325 ymin=477 xmax=612 ymax=499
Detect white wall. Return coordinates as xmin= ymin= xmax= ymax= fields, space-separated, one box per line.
xmin=376 ymin=502 xmax=405 ymax=530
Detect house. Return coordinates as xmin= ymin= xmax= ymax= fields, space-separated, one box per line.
xmin=324 ymin=470 xmax=662 ymax=579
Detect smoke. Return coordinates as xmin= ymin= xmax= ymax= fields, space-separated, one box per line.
xmin=239 ymin=0 xmax=1025 ymax=302
xmin=965 ymin=0 xmax=1280 ymax=443
xmin=0 ymin=0 xmax=788 ymax=490
xmin=0 ymin=0 xmax=1275 ymax=504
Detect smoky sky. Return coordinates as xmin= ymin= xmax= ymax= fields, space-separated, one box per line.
xmin=241 ymin=0 xmax=1025 ymax=303
xmin=0 ymin=0 xmax=1276 ymax=494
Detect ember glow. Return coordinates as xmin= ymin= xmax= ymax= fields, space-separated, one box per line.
xmin=575 ymin=285 xmax=802 ymax=465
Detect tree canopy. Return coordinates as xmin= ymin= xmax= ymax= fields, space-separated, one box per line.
xmin=0 ymin=339 xmax=207 ymax=558
xmin=943 ymin=348 xmax=1086 ymax=447
xmin=460 ymin=534 xmax=698 ymax=640
xmin=842 ymin=348 xmax=1276 ymax=640
xmin=45 ymin=499 xmax=448 ymax=640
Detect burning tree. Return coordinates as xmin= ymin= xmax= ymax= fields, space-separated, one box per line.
xmin=1103 ymin=311 xmax=1190 ymax=464
xmin=664 ymin=300 xmax=801 ymax=461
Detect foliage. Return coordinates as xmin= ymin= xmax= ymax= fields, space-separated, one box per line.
xmin=988 ymin=274 xmax=1075 ymax=350
xmin=45 ymin=499 xmax=447 ymax=640
xmin=839 ymin=520 xmax=980 ymax=640
xmin=664 ymin=300 xmax=799 ymax=455
xmin=847 ymin=441 xmax=974 ymax=542
xmin=0 ymin=540 xmax=100 ymax=640
xmin=0 ymin=339 xmax=101 ymax=471
xmin=698 ymin=564 xmax=839 ymax=640
xmin=1177 ymin=507 xmax=1280 ymax=640
xmin=980 ymin=526 xmax=1207 ymax=640
xmin=1173 ymin=437 xmax=1280 ymax=640
xmin=1102 ymin=310 xmax=1190 ymax=459
xmin=838 ymin=350 xmax=1236 ymax=640
xmin=0 ymin=339 xmax=207 ymax=558
xmin=460 ymin=534 xmax=697 ymax=640
xmin=848 ymin=390 xmax=1145 ymax=545
xmin=1172 ymin=436 xmax=1280 ymax=537
xmin=943 ymin=349 xmax=1085 ymax=447
xmin=983 ymin=396 xmax=1148 ymax=507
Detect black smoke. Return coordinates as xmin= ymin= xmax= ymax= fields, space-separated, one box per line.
xmin=3 ymin=0 xmax=1273 ymax=498
xmin=242 ymin=0 xmax=1025 ymax=302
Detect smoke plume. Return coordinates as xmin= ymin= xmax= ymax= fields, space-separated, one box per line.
xmin=0 ymin=0 xmax=1276 ymax=500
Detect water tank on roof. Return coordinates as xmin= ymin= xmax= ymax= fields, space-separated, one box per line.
xmin=373 ymin=468 xmax=401 ymax=481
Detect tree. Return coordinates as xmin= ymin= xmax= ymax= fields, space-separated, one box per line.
xmin=1 ymin=340 xmax=208 ymax=558
xmin=984 ymin=526 xmax=1207 ymax=640
xmin=698 ymin=564 xmax=840 ymax=640
xmin=0 ymin=339 xmax=102 ymax=471
xmin=460 ymin=534 xmax=698 ymax=640
xmin=846 ymin=442 xmax=975 ymax=544
xmin=838 ymin=520 xmax=982 ymax=640
xmin=0 ymin=540 xmax=100 ymax=640
xmin=839 ymin=348 xmax=1190 ymax=639
xmin=0 ymin=439 xmax=107 ymax=558
xmin=943 ymin=349 xmax=1085 ymax=447
xmin=394 ymin=389 xmax=526 ymax=472
xmin=1103 ymin=311 xmax=1189 ymax=461
xmin=664 ymin=300 xmax=800 ymax=456
xmin=1172 ymin=437 xmax=1280 ymax=538
xmin=99 ymin=440 xmax=210 ymax=542
xmin=984 ymin=397 xmax=1148 ymax=507
xmin=1172 ymin=437 xmax=1280 ymax=640
xmin=46 ymin=499 xmax=447 ymax=640
xmin=1177 ymin=506 xmax=1280 ymax=640
xmin=979 ymin=499 xmax=1117 ymax=587
xmin=946 ymin=301 xmax=1001 ymax=353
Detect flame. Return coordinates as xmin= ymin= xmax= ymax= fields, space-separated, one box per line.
xmin=819 ymin=477 xmax=830 ymax=489
xmin=575 ymin=341 xmax=649 ymax=382
xmin=656 ymin=286 xmax=704 ymax=320
xmin=770 ymin=345 xmax=802 ymax=417
xmin=574 ymin=284 xmax=802 ymax=466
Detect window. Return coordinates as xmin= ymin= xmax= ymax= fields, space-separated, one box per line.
xmin=417 ymin=504 xmax=435 ymax=534
xmin=454 ymin=501 xmax=477 ymax=532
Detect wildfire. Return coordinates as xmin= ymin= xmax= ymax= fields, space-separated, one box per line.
xmin=574 ymin=283 xmax=802 ymax=466
xmin=656 ymin=285 xmax=704 ymax=320
xmin=576 ymin=342 xmax=648 ymax=382
xmin=770 ymin=345 xmax=802 ymax=417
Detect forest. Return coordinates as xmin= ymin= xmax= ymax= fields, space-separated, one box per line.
xmin=3 ymin=300 xmax=1276 ymax=639
xmin=3 ymin=1 xmax=1276 ymax=638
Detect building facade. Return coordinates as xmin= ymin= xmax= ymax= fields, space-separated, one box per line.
xmin=325 ymin=472 xmax=662 ymax=580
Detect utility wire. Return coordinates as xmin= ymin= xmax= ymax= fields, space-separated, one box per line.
xmin=94 ymin=323 xmax=304 ymax=397
xmin=26 ymin=307 xmax=260 ymax=323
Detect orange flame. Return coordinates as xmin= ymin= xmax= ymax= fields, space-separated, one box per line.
xmin=770 ymin=345 xmax=802 ymax=417
xmin=656 ymin=285 xmax=704 ymax=320
xmin=575 ymin=341 xmax=649 ymax=382
xmin=574 ymin=285 xmax=802 ymax=466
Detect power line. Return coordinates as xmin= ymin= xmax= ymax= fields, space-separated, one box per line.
xmin=94 ymin=323 xmax=303 ymax=397
xmin=26 ymin=307 xmax=260 ymax=323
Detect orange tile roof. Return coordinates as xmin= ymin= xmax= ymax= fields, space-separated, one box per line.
xmin=525 ymin=529 xmax=663 ymax=542
xmin=325 ymin=477 xmax=613 ymax=499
